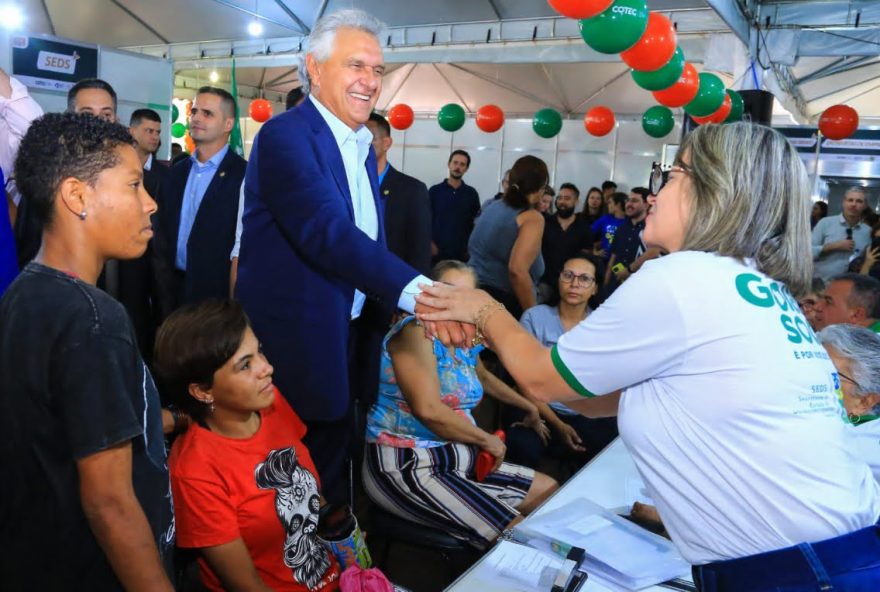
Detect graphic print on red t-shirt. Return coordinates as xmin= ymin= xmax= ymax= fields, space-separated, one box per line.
xmin=255 ymin=446 xmax=331 ymax=589
xmin=170 ymin=393 xmax=340 ymax=591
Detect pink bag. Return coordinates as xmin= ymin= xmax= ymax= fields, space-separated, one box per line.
xmin=339 ymin=565 xmax=394 ymax=592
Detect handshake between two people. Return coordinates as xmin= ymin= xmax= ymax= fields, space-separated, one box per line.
xmin=413 ymin=281 xmax=504 ymax=349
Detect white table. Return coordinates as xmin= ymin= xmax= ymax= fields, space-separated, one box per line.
xmin=444 ymin=438 xmax=694 ymax=591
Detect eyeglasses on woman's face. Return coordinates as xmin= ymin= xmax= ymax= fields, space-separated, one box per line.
xmin=649 ymin=161 xmax=693 ymax=196
xmin=560 ymin=270 xmax=595 ymax=287
xmin=838 ymin=370 xmax=863 ymax=394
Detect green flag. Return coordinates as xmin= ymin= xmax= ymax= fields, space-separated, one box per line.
xmin=229 ymin=58 xmax=244 ymax=157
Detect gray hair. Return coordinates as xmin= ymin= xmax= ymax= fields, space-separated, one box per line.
xmin=307 ymin=9 xmax=385 ymax=63
xmin=431 ymin=260 xmax=477 ymax=283
xmin=819 ymin=324 xmax=880 ymax=412
xmin=845 ymin=186 xmax=867 ymax=198
xmin=678 ymin=122 xmax=812 ymax=296
xmin=292 ymin=54 xmax=309 ymax=95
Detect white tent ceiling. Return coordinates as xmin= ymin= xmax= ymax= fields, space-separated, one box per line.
xmin=8 ymin=0 xmax=880 ymax=122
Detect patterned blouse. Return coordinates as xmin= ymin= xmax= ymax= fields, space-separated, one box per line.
xmin=365 ymin=316 xmax=485 ymax=448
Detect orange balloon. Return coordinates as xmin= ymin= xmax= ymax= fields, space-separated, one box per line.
xmin=185 ymin=100 xmax=192 ymax=116
xmin=819 ymin=104 xmax=859 ymax=141
xmin=548 ymin=0 xmax=613 ymax=19
xmin=652 ymin=63 xmax=700 ymax=108
xmin=584 ymin=106 xmax=615 ymax=136
xmin=476 ymin=104 xmax=505 ymax=133
xmin=184 ymin=133 xmax=195 ymax=154
xmin=620 ymin=13 xmax=677 ymax=72
xmin=691 ymin=94 xmax=732 ymax=125
xmin=249 ymin=98 xmax=273 ymax=123
xmin=388 ymin=104 xmax=415 ymax=130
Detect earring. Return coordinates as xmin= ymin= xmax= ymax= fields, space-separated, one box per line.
xmin=79 ymin=211 xmax=87 ymax=220
xmin=204 ymin=398 xmax=215 ymax=413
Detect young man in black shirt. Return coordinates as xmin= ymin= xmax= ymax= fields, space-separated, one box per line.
xmin=540 ymin=182 xmax=594 ymax=294
xmin=0 ymin=113 xmax=174 ymax=590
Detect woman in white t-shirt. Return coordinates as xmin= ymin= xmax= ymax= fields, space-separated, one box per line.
xmin=416 ymin=122 xmax=880 ymax=591
xmin=819 ymin=324 xmax=880 ymax=483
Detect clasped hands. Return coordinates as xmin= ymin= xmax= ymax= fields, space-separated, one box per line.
xmin=414 ymin=282 xmax=500 ymax=348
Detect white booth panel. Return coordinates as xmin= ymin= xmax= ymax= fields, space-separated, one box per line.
xmin=615 ymin=153 xmax=657 ymax=192
xmin=558 ymin=119 xmax=615 ymax=153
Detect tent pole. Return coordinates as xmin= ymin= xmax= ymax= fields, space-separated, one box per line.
xmin=610 ymin=123 xmax=619 ymax=181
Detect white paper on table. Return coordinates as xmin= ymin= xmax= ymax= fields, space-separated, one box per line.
xmin=515 ymin=498 xmax=690 ymax=590
xmin=482 ymin=539 xmax=564 ymax=591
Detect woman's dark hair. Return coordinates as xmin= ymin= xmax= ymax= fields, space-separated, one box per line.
xmin=812 ymin=201 xmax=828 ymax=219
xmin=15 ymin=112 xmax=134 ymax=227
xmin=153 ymin=299 xmax=250 ymax=421
xmin=550 ymin=251 xmax=606 ymax=310
xmin=585 ymin=186 xmax=606 ymax=216
xmin=503 ymin=155 xmax=550 ymax=210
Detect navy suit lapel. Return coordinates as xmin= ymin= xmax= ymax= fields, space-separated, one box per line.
xmin=166 ymin=159 xmax=192 ymax=259
xmin=302 ymin=100 xmax=354 ymax=220
xmin=367 ymin=149 xmax=386 ymax=245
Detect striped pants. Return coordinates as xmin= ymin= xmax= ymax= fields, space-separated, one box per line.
xmin=363 ymin=441 xmax=534 ymax=550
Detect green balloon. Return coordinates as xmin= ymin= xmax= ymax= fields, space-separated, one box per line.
xmin=438 ymin=103 xmax=466 ymax=132
xmin=642 ymin=106 xmax=675 ymax=138
xmin=171 ymin=104 xmax=180 ymax=123
xmin=684 ymin=72 xmax=725 ymax=117
xmin=171 ymin=122 xmax=186 ymax=138
xmin=631 ymin=47 xmax=685 ymax=91
xmin=724 ymin=89 xmax=744 ymax=123
xmin=533 ymin=108 xmax=562 ymax=139
xmin=579 ymin=0 xmax=649 ymax=54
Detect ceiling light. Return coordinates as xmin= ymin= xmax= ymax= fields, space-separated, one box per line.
xmin=0 ymin=5 xmax=24 ymax=30
xmin=209 ymin=70 xmax=219 ymax=83
xmin=248 ymin=20 xmax=264 ymax=37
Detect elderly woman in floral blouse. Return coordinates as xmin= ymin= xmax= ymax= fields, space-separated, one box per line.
xmin=363 ymin=260 xmax=558 ymax=549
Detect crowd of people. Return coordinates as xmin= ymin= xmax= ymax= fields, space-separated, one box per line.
xmin=2 ymin=7 xmax=880 ymax=592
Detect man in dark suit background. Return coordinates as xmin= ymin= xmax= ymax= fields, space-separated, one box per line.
xmin=365 ymin=112 xmax=431 ymax=275
xmin=236 ymin=9 xmax=471 ymax=503
xmin=129 ymin=108 xmax=169 ymax=198
xmin=154 ymin=87 xmax=246 ymax=317
xmin=356 ymin=112 xmax=432 ymax=412
xmin=123 ymin=108 xmax=169 ymax=361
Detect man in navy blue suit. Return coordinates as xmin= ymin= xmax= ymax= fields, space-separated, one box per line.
xmin=154 ymin=87 xmax=246 ymax=316
xmin=236 ymin=9 xmax=471 ymax=502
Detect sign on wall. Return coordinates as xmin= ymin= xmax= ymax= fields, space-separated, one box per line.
xmin=10 ymin=35 xmax=98 ymax=92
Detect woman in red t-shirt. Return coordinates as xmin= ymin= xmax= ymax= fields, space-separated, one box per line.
xmin=154 ymin=300 xmax=340 ymax=591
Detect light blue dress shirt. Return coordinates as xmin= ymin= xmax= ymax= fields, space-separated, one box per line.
xmin=176 ymin=144 xmax=229 ymax=270
xmin=310 ymin=96 xmax=429 ymax=318
xmin=811 ymin=214 xmax=871 ymax=282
